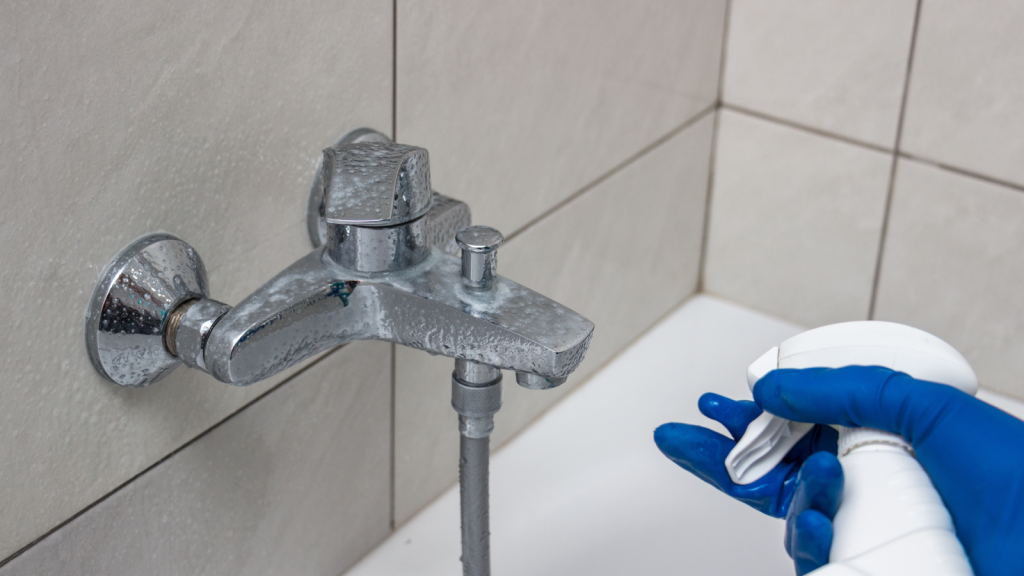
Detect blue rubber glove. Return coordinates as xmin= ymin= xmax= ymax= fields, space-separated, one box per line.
xmin=753 ymin=366 xmax=1024 ymax=576
xmin=656 ymin=366 xmax=1024 ymax=576
xmin=655 ymin=392 xmax=842 ymax=575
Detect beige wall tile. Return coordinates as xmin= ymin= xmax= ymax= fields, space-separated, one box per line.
xmin=705 ymin=110 xmax=891 ymax=327
xmin=901 ymin=0 xmax=1024 ymax=188
xmin=0 ymin=0 xmax=392 ymax=557
xmin=393 ymin=113 xmax=715 ymax=525
xmin=396 ymin=0 xmax=726 ymax=236
xmin=391 ymin=348 xmax=458 ymax=526
xmin=723 ymin=0 xmax=916 ymax=149
xmin=0 ymin=341 xmax=392 ymax=576
xmin=874 ymin=159 xmax=1024 ymax=399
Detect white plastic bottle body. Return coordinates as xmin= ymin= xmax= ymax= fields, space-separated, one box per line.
xmin=808 ymin=441 xmax=974 ymax=576
xmin=724 ymin=322 xmax=982 ymax=575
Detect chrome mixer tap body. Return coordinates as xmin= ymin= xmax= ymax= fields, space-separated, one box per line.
xmin=87 ymin=130 xmax=594 ymax=390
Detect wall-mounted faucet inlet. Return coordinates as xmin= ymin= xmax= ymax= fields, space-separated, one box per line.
xmin=85 ymin=128 xmax=594 ymax=575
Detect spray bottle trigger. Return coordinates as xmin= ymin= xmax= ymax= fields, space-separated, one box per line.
xmin=724 ymin=345 xmax=814 ymax=485
xmin=725 ymin=413 xmax=815 ymax=484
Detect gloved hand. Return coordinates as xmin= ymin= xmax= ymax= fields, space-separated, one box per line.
xmin=656 ymin=366 xmax=1024 ymax=576
xmin=654 ymin=391 xmax=842 ymax=575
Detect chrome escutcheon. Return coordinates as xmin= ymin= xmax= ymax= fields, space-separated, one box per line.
xmin=85 ymin=233 xmax=209 ymax=387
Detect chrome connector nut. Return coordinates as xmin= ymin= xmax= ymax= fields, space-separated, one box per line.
xmin=451 ymin=375 xmax=503 ymax=419
xmin=173 ymin=298 xmax=231 ymax=372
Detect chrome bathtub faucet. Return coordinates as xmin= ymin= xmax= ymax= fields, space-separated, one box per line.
xmin=85 ymin=128 xmax=594 ymax=576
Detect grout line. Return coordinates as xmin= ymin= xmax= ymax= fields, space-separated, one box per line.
xmin=702 ymin=288 xmax=808 ymax=330
xmin=503 ymin=104 xmax=717 ymax=244
xmin=389 ymin=343 xmax=397 ymax=531
xmin=722 ymin=103 xmax=894 ymax=155
xmin=898 ymin=151 xmax=1024 ymax=194
xmin=868 ymin=0 xmax=923 ymax=320
xmin=697 ymin=0 xmax=732 ymax=292
xmin=697 ymin=108 xmax=721 ymax=293
xmin=724 ymin=96 xmax=1024 ymax=201
xmin=0 ymin=346 xmax=345 ymax=570
xmin=389 ymin=0 xmax=398 ymax=531
xmin=391 ymin=0 xmax=398 ymax=142
xmin=721 ymin=101 xmax=1024 ymax=197
xmin=716 ymin=0 xmax=732 ymax=103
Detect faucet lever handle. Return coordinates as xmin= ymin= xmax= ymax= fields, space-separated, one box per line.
xmin=322 ymin=142 xmax=433 ymax=227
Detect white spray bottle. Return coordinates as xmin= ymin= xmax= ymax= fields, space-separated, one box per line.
xmin=724 ymin=321 xmax=977 ymax=576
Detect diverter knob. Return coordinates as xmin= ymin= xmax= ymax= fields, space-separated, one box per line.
xmin=456 ymin=226 xmax=504 ymax=291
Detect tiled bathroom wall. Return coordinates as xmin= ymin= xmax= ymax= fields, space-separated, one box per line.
xmin=705 ymin=0 xmax=1024 ymax=399
xmin=15 ymin=0 xmax=1020 ymax=572
xmin=0 ymin=0 xmax=727 ymax=573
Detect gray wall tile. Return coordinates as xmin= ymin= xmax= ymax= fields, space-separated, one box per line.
xmin=0 ymin=0 xmax=392 ymax=556
xmin=705 ymin=110 xmax=891 ymax=327
xmin=875 ymin=159 xmax=1024 ymax=399
xmin=396 ymin=0 xmax=726 ymax=236
xmin=393 ymin=113 xmax=715 ymax=525
xmin=0 ymin=341 xmax=391 ymax=576
xmin=901 ymin=0 xmax=1024 ymax=188
xmin=723 ymin=0 xmax=916 ymax=148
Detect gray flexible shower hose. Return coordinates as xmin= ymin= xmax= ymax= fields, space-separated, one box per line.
xmin=451 ymin=360 xmax=502 ymax=576
xmin=460 ymin=433 xmax=491 ymax=576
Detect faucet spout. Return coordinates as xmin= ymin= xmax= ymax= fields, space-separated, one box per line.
xmin=202 ymin=246 xmax=593 ymax=386
xmin=374 ymin=251 xmax=594 ymax=379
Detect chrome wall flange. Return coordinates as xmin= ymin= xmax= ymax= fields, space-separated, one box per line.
xmin=85 ymin=233 xmax=209 ymax=387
